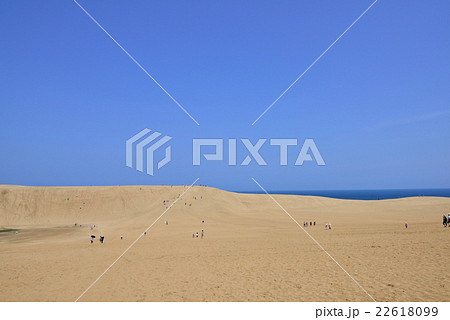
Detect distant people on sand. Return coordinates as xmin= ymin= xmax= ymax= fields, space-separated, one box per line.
xmin=120 ymin=234 xmax=123 ymax=240
xmin=90 ymin=235 xmax=95 ymax=243
xmin=196 ymin=232 xmax=199 ymax=238
xmin=165 ymin=221 xmax=168 ymax=225
xmin=99 ymin=235 xmax=104 ymax=243
xmin=314 ymin=221 xmax=316 ymax=226
xmin=443 ymin=214 xmax=448 ymax=227
xmin=405 ymin=223 xmax=408 ymax=229
xmin=201 ymin=230 xmax=204 ymax=238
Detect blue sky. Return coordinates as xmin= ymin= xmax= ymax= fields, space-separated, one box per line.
xmin=0 ymin=0 xmax=449 ymax=191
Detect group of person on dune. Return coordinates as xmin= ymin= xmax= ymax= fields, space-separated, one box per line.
xmin=90 ymin=234 xmax=104 ymax=244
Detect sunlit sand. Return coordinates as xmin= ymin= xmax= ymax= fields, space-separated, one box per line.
xmin=1 ymin=185 xmax=449 ymax=301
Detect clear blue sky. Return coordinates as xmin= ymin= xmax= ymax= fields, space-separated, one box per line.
xmin=1 ymin=0 xmax=449 ymax=191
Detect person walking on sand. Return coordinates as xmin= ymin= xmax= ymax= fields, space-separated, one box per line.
xmin=196 ymin=232 xmax=199 ymax=238
xmin=201 ymin=230 xmax=204 ymax=239
xmin=443 ymin=214 xmax=448 ymax=227
xmin=120 ymin=234 xmax=123 ymax=240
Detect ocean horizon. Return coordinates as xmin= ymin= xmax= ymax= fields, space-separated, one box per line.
xmin=234 ymin=188 xmax=450 ymax=200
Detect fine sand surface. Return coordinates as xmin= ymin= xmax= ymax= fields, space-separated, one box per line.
xmin=0 ymin=185 xmax=449 ymax=302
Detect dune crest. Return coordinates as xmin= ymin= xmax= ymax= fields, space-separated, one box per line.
xmin=1 ymin=185 xmax=449 ymax=301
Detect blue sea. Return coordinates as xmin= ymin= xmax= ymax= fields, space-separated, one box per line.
xmin=237 ymin=189 xmax=450 ymax=200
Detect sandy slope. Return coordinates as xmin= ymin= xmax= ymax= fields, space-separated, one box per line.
xmin=0 ymin=185 xmax=449 ymax=301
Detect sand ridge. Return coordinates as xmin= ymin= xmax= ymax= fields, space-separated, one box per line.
xmin=1 ymin=185 xmax=449 ymax=301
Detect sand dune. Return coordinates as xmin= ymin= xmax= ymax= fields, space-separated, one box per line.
xmin=1 ymin=185 xmax=449 ymax=301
